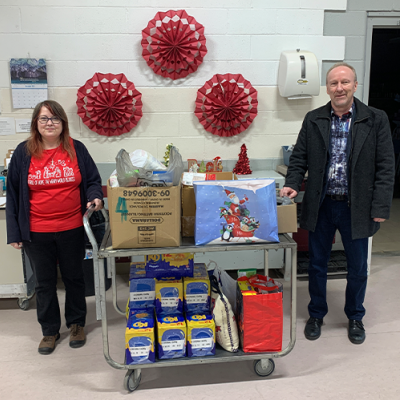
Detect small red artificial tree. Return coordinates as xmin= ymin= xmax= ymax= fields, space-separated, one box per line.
xmin=233 ymin=144 xmax=252 ymax=175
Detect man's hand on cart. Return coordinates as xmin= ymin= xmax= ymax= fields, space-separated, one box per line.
xmin=87 ymin=198 xmax=103 ymax=212
xmin=10 ymin=242 xmax=22 ymax=250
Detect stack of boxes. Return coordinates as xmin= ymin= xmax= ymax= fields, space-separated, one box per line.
xmin=125 ymin=255 xmax=215 ymax=364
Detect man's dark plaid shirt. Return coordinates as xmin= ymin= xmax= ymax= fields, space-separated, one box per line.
xmin=326 ymin=103 xmax=354 ymax=195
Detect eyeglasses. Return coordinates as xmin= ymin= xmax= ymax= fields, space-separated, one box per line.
xmin=38 ymin=116 xmax=62 ymax=125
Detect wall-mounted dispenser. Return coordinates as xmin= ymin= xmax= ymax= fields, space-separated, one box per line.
xmin=278 ymin=50 xmax=320 ymax=100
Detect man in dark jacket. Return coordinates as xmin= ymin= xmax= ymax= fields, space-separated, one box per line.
xmin=280 ymin=62 xmax=395 ymax=345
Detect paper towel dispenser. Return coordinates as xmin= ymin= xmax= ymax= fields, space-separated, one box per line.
xmin=278 ymin=50 xmax=320 ymax=100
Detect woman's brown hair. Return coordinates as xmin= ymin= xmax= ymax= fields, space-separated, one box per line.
xmin=26 ymin=100 xmax=74 ymax=160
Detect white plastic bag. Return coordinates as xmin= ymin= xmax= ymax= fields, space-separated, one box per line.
xmin=129 ymin=149 xmax=166 ymax=171
xmin=212 ymin=263 xmax=237 ymax=314
xmin=210 ymin=275 xmax=239 ymax=353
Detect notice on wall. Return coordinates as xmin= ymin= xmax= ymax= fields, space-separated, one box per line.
xmin=15 ymin=119 xmax=31 ymax=133
xmin=0 ymin=118 xmax=15 ymax=136
xmin=10 ymin=58 xmax=48 ymax=109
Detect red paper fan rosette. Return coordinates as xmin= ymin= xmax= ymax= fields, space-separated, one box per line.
xmin=141 ymin=9 xmax=207 ymax=80
xmin=76 ymin=73 xmax=143 ymax=137
xmin=194 ymin=73 xmax=258 ymax=137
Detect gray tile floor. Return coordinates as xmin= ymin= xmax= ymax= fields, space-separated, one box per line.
xmin=0 ymin=199 xmax=399 ymax=399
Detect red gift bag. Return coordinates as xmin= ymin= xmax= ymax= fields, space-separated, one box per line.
xmin=236 ymin=276 xmax=283 ymax=353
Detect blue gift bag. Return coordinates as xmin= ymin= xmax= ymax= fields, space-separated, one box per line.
xmin=193 ymin=179 xmax=279 ymax=246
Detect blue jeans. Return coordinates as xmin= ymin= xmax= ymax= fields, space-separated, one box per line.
xmin=23 ymin=226 xmax=86 ymax=336
xmin=308 ymin=196 xmax=368 ymax=321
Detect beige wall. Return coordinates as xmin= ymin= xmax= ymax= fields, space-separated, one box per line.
xmin=0 ymin=86 xmax=330 ymax=164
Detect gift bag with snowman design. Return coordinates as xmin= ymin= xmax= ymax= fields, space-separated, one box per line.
xmin=193 ymin=179 xmax=279 ymax=246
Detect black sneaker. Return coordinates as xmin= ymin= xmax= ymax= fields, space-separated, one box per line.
xmin=304 ymin=317 xmax=323 ymax=340
xmin=348 ymin=320 xmax=365 ymax=345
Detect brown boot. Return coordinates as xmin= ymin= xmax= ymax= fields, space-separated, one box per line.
xmin=69 ymin=324 xmax=86 ymax=348
xmin=38 ymin=333 xmax=60 ymax=355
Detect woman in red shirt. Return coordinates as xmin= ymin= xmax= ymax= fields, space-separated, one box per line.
xmin=6 ymin=100 xmax=103 ymax=355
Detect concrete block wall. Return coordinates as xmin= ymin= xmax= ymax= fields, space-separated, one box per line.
xmin=324 ymin=0 xmax=400 ymax=101
xmin=0 ymin=1 xmax=347 ymax=165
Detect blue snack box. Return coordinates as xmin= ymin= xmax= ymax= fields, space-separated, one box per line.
xmin=183 ymin=263 xmax=210 ymax=313
xmin=125 ymin=310 xmax=155 ymax=365
xmin=186 ymin=313 xmax=216 ymax=357
xmin=129 ymin=262 xmax=146 ymax=280
xmin=155 ymin=277 xmax=183 ymax=315
xmin=129 ymin=267 xmax=155 ymax=310
xmin=156 ymin=314 xmax=186 ymax=359
xmin=145 ymin=253 xmax=194 ymax=279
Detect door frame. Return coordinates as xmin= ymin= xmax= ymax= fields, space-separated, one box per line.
xmin=362 ymin=12 xmax=400 ymax=268
xmin=363 ymin=12 xmax=400 ymax=104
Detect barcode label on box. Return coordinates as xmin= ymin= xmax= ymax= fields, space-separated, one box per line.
xmin=185 ymin=294 xmax=208 ymax=304
xmin=162 ymin=340 xmax=185 ymax=351
xmin=130 ymin=291 xmax=155 ymax=301
xmin=161 ymin=297 xmax=179 ymax=307
xmin=191 ymin=338 xmax=213 ymax=349
xmin=129 ymin=345 xmax=150 ymax=357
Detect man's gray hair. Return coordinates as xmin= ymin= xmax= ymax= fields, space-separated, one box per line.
xmin=326 ymin=62 xmax=358 ymax=84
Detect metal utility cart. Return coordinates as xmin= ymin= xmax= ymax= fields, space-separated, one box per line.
xmin=84 ymin=207 xmax=297 ymax=393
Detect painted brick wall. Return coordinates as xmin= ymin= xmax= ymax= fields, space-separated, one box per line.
xmin=0 ymin=1 xmax=347 ymax=164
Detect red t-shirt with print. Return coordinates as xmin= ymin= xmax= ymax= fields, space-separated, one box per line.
xmin=28 ymin=139 xmax=82 ymax=232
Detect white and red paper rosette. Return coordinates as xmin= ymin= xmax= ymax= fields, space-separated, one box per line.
xmin=141 ymin=9 xmax=207 ymax=80
xmin=76 ymin=73 xmax=143 ymax=137
xmin=194 ymin=74 xmax=258 ymax=137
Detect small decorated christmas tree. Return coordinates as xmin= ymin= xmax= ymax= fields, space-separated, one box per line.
xmin=233 ymin=144 xmax=252 ymax=175
xmin=163 ymin=143 xmax=173 ymax=167
xmin=199 ymin=160 xmax=206 ymax=173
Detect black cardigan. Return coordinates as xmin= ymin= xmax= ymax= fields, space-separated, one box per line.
xmin=6 ymin=139 xmax=103 ymax=244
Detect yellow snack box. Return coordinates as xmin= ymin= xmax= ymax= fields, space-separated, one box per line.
xmin=186 ymin=313 xmax=216 ymax=357
xmin=156 ymin=314 xmax=186 ymax=359
xmin=125 ymin=310 xmax=155 ymax=365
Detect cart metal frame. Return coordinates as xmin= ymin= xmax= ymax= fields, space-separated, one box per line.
xmin=84 ymin=206 xmax=297 ymax=392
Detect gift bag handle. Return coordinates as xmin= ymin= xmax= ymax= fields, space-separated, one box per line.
xmin=249 ymin=275 xmax=279 ymax=292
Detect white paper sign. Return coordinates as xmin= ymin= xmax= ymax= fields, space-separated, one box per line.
xmin=15 ymin=119 xmax=31 ymax=133
xmin=0 ymin=118 xmax=15 ymax=136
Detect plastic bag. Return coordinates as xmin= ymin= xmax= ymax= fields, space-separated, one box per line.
xmin=130 ymin=149 xmax=166 ymax=171
xmin=115 ymin=146 xmax=184 ymax=187
xmin=211 ymin=262 xmax=237 ymax=314
xmin=210 ymin=275 xmax=239 ymax=353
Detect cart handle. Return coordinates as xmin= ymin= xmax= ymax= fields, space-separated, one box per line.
xmin=83 ymin=204 xmax=109 ymax=254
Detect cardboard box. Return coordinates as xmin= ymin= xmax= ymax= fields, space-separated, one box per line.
xmin=277 ymin=203 xmax=297 ymax=233
xmin=107 ymin=180 xmax=180 ymax=249
xmin=181 ymin=171 xmax=234 ymax=237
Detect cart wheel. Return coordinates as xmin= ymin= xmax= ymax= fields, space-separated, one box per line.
xmin=253 ymin=359 xmax=275 ymax=377
xmin=123 ymin=369 xmax=141 ymax=392
xmin=17 ymin=298 xmax=30 ymax=311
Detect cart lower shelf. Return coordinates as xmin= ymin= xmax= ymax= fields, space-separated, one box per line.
xmin=123 ymin=351 xmax=276 ymax=392
xmin=83 ymin=207 xmax=297 ymax=393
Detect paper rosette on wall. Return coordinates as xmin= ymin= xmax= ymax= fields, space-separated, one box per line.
xmin=194 ymin=74 xmax=258 ymax=137
xmin=141 ymin=9 xmax=207 ymax=80
xmin=76 ymin=73 xmax=143 ymax=137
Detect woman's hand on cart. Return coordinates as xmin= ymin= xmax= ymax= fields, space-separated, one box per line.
xmin=87 ymin=198 xmax=103 ymax=212
xmin=10 ymin=242 xmax=23 ymax=250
